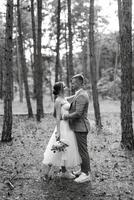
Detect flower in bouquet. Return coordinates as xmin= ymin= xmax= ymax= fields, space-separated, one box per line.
xmin=51 ymin=139 xmax=69 ymax=153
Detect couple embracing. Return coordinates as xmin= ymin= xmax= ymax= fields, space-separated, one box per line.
xmin=42 ymin=74 xmax=91 ymax=183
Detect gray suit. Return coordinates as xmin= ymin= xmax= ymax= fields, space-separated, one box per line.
xmin=68 ymin=89 xmax=91 ymax=174
xmin=68 ymin=89 xmax=90 ymax=132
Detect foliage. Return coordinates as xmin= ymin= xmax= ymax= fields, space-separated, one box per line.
xmin=0 ymin=0 xmax=134 ymax=108
xmin=97 ymin=68 xmax=121 ymax=99
xmin=71 ymin=0 xmax=109 ymax=47
xmin=19 ymin=0 xmax=33 ymax=39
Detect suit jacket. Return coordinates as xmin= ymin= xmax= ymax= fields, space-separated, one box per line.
xmin=68 ymin=89 xmax=90 ymax=133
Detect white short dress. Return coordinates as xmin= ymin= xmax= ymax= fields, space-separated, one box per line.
xmin=42 ymin=99 xmax=81 ymax=171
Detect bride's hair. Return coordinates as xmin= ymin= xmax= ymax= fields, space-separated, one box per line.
xmin=53 ymin=81 xmax=65 ymax=96
xmin=53 ymin=82 xmax=65 ymax=118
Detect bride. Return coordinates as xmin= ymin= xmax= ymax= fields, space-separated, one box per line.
xmin=42 ymin=81 xmax=81 ymax=179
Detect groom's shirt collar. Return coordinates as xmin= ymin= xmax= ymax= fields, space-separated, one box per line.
xmin=75 ymin=88 xmax=83 ymax=96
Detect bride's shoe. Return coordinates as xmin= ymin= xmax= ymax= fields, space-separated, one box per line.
xmin=57 ymin=171 xmax=75 ymax=179
xmin=63 ymin=171 xmax=75 ymax=179
xmin=72 ymin=169 xmax=81 ymax=177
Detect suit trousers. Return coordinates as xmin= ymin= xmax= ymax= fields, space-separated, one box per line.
xmin=75 ymin=132 xmax=91 ymax=174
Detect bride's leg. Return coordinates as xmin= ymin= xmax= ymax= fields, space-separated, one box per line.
xmin=46 ymin=164 xmax=53 ymax=179
xmin=58 ymin=165 xmax=75 ymax=179
xmin=61 ymin=166 xmax=66 ymax=173
xmin=41 ymin=164 xmax=52 ymax=180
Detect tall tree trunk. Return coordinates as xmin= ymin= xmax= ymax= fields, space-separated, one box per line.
xmin=16 ymin=38 xmax=23 ymax=102
xmin=86 ymin=29 xmax=90 ymax=80
xmin=55 ymin=0 xmax=61 ymax=82
xmin=15 ymin=18 xmax=23 ymax=103
xmin=118 ymin=0 xmax=134 ymax=150
xmin=48 ymin=61 xmax=53 ymax=101
xmin=31 ymin=0 xmax=37 ymax=98
xmin=65 ymin=1 xmax=70 ymax=90
xmin=65 ymin=9 xmax=69 ymax=90
xmin=1 ymin=0 xmax=13 ymax=142
xmin=112 ymin=42 xmax=119 ymax=98
xmin=114 ymin=43 xmax=119 ymax=82
xmin=17 ymin=0 xmax=33 ymax=118
xmin=82 ymin=43 xmax=88 ymax=78
xmin=15 ymin=6 xmax=23 ymax=102
xmin=96 ymin=45 xmax=101 ymax=81
xmin=67 ymin=0 xmax=74 ymax=87
xmin=89 ymin=0 xmax=102 ymax=129
xmin=36 ymin=0 xmax=44 ymax=121
xmin=0 ymin=59 xmax=3 ymax=99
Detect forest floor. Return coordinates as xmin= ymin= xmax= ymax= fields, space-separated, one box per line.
xmin=0 ymin=96 xmax=134 ymax=200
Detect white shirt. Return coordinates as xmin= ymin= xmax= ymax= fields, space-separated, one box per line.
xmin=75 ymin=88 xmax=83 ymax=96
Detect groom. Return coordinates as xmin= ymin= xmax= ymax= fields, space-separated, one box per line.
xmin=63 ymin=74 xmax=91 ymax=183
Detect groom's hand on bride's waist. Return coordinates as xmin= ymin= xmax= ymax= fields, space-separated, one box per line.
xmin=63 ymin=114 xmax=69 ymax=120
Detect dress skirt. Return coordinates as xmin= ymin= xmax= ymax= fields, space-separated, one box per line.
xmin=42 ymin=120 xmax=81 ymax=170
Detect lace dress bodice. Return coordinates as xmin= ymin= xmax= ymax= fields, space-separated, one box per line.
xmin=61 ymin=100 xmax=70 ymax=117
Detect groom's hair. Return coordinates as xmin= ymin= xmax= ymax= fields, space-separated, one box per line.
xmin=72 ymin=74 xmax=84 ymax=85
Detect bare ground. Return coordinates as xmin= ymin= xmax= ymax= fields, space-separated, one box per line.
xmin=0 ymin=111 xmax=134 ymax=200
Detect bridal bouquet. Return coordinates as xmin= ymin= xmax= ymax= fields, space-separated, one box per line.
xmin=51 ymin=139 xmax=69 ymax=153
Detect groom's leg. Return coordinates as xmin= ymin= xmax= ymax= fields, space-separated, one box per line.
xmin=75 ymin=132 xmax=91 ymax=175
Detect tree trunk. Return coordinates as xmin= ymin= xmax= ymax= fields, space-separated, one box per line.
xmin=82 ymin=43 xmax=88 ymax=78
xmin=118 ymin=0 xmax=134 ymax=150
xmin=86 ymin=29 xmax=90 ymax=80
xmin=65 ymin=23 xmax=70 ymax=91
xmin=89 ymin=0 xmax=102 ymax=129
xmin=67 ymin=0 xmax=74 ymax=86
xmin=96 ymin=45 xmax=101 ymax=81
xmin=17 ymin=0 xmax=33 ymax=118
xmin=48 ymin=61 xmax=53 ymax=101
xmin=0 ymin=59 xmax=3 ymax=99
xmin=17 ymin=39 xmax=23 ymax=103
xmin=1 ymin=0 xmax=13 ymax=142
xmin=114 ymin=43 xmax=119 ymax=82
xmin=112 ymin=42 xmax=119 ymax=98
xmin=36 ymin=0 xmax=44 ymax=121
xmin=55 ymin=0 xmax=61 ymax=82
xmin=16 ymin=28 xmax=23 ymax=102
xmin=31 ymin=0 xmax=37 ymax=98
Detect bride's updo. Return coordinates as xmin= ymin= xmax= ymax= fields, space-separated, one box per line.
xmin=53 ymin=81 xmax=65 ymax=97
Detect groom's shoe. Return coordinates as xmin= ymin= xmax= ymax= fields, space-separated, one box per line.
xmin=74 ymin=172 xmax=91 ymax=183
